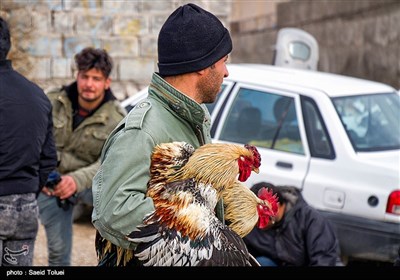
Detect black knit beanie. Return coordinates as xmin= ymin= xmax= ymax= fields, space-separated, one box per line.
xmin=157 ymin=3 xmax=233 ymax=76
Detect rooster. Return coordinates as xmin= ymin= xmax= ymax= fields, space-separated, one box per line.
xmin=223 ymin=181 xmax=278 ymax=237
xmin=124 ymin=141 xmax=278 ymax=266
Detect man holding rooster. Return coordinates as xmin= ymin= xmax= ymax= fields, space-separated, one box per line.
xmin=92 ymin=3 xmax=233 ymax=266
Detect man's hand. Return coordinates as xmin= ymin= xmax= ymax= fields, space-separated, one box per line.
xmin=41 ymin=186 xmax=53 ymax=196
xmin=51 ymin=175 xmax=77 ymax=200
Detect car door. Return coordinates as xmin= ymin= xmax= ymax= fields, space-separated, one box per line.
xmin=211 ymin=82 xmax=310 ymax=189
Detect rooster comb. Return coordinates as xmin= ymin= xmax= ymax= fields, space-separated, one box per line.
xmin=257 ymin=187 xmax=279 ymax=215
xmin=244 ymin=144 xmax=261 ymax=168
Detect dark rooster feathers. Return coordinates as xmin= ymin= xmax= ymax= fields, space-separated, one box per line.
xmin=127 ymin=179 xmax=251 ymax=266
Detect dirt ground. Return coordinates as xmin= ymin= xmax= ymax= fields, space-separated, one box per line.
xmin=33 ymin=218 xmax=97 ymax=266
xmin=33 ymin=216 xmax=394 ymax=267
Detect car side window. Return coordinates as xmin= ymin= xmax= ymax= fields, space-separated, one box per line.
xmin=219 ymin=87 xmax=304 ymax=155
xmin=302 ymin=97 xmax=335 ymax=159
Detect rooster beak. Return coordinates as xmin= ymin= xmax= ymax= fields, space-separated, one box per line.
xmin=253 ymin=167 xmax=259 ymax=174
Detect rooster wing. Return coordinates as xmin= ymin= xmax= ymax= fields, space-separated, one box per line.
xmin=127 ymin=178 xmax=252 ymax=266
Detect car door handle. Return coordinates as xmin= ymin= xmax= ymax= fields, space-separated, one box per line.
xmin=276 ymin=161 xmax=293 ymax=169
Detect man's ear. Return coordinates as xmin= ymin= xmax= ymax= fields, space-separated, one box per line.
xmin=197 ymin=69 xmax=206 ymax=76
xmin=105 ymin=77 xmax=111 ymax=90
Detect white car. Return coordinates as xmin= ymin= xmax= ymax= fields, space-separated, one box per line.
xmin=122 ymin=64 xmax=400 ymax=263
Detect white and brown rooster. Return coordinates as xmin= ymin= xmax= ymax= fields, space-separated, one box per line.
xmin=125 ymin=142 xmax=278 ymax=266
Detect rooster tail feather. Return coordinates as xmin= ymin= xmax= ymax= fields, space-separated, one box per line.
xmin=95 ymin=230 xmax=135 ymax=266
xmin=126 ymin=223 xmax=161 ymax=243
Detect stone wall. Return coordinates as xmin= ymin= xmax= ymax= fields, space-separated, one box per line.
xmin=1 ymin=0 xmax=398 ymax=99
xmin=0 ymin=0 xmax=231 ymax=100
xmin=231 ymin=0 xmax=400 ymax=89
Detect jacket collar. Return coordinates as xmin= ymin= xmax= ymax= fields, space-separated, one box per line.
xmin=273 ymin=187 xmax=302 ymax=229
xmin=148 ymin=73 xmax=206 ymax=126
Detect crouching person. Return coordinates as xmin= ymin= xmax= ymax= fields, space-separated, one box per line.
xmin=244 ymin=182 xmax=343 ymax=266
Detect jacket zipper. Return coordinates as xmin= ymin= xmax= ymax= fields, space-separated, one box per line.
xmin=195 ymin=125 xmax=205 ymax=145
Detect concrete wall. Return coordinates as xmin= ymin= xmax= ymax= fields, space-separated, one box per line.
xmin=231 ymin=0 xmax=400 ymax=89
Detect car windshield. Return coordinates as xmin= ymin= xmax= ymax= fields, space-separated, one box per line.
xmin=332 ymin=92 xmax=400 ymax=152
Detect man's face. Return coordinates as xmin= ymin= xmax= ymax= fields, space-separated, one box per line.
xmin=76 ymin=68 xmax=110 ymax=104
xmin=197 ymin=55 xmax=229 ymax=104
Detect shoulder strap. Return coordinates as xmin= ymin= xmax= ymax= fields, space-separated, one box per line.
xmin=125 ymin=100 xmax=152 ymax=130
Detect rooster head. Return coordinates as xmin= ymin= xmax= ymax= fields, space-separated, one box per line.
xmin=256 ymin=187 xmax=279 ymax=229
xmin=238 ymin=144 xmax=261 ymax=182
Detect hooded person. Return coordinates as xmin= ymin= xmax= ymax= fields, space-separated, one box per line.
xmin=243 ymin=182 xmax=343 ymax=266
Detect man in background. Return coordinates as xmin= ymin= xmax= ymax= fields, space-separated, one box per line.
xmin=38 ymin=47 xmax=126 ymax=266
xmin=0 ymin=17 xmax=57 ymax=266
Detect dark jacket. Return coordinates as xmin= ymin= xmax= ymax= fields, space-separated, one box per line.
xmin=244 ymin=186 xmax=342 ymax=266
xmin=0 ymin=60 xmax=57 ymax=195
xmin=394 ymin=247 xmax=400 ymax=266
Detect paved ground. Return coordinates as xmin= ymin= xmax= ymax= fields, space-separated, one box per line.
xmin=33 ymin=218 xmax=97 ymax=266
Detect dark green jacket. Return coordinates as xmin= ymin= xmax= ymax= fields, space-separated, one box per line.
xmin=92 ymin=73 xmax=223 ymax=250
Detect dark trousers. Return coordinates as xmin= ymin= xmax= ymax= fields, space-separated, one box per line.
xmin=0 ymin=193 xmax=38 ymax=266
